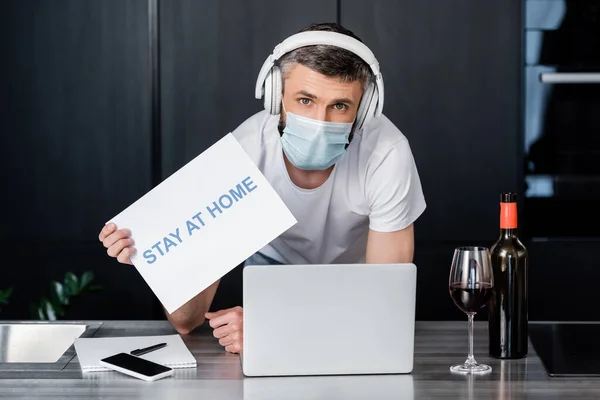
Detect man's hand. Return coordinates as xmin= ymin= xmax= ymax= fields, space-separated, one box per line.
xmin=99 ymin=222 xmax=136 ymax=265
xmin=205 ymin=306 xmax=243 ymax=354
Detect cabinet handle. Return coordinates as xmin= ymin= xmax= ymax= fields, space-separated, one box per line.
xmin=539 ymin=73 xmax=600 ymax=84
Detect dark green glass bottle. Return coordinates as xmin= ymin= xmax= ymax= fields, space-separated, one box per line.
xmin=488 ymin=192 xmax=528 ymax=359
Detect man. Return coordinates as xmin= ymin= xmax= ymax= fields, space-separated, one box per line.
xmin=98 ymin=22 xmax=426 ymax=354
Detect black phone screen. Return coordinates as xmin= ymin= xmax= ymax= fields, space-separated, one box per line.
xmin=101 ymin=353 xmax=172 ymax=376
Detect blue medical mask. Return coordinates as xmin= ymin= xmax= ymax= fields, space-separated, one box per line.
xmin=281 ymin=111 xmax=353 ymax=171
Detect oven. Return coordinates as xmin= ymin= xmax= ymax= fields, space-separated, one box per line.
xmin=524 ymin=0 xmax=600 ymax=238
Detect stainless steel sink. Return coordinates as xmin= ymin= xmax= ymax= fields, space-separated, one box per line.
xmin=0 ymin=321 xmax=101 ymax=371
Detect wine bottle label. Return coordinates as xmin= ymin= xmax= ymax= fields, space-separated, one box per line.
xmin=500 ymin=202 xmax=517 ymax=229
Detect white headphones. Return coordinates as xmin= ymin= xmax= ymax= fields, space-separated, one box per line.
xmin=255 ymin=31 xmax=385 ymax=130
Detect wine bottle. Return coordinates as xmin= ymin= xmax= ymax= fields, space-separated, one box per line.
xmin=488 ymin=192 xmax=528 ymax=359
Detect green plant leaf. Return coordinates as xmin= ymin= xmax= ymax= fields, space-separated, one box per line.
xmin=41 ymin=298 xmax=56 ymax=320
xmin=31 ymin=271 xmax=102 ymax=320
xmin=31 ymin=301 xmax=50 ymax=320
xmin=64 ymin=272 xmax=80 ymax=295
xmin=51 ymin=281 xmax=69 ymax=306
xmin=80 ymin=271 xmax=94 ymax=289
xmin=34 ymin=304 xmax=46 ymax=320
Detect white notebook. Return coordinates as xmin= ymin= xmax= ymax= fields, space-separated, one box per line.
xmin=74 ymin=334 xmax=197 ymax=372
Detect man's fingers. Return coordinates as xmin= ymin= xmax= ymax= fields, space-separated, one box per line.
xmin=213 ymin=325 xmax=231 ymax=339
xmin=207 ymin=312 xmax=235 ymax=329
xmin=213 ymin=323 xmax=240 ymax=339
xmin=206 ymin=306 xmax=242 ymax=329
xmin=99 ymin=223 xmax=116 ymax=242
xmin=216 ymin=328 xmax=242 ymax=351
xmin=102 ymin=229 xmax=132 ymax=249
xmin=99 ymin=224 xmax=135 ymax=265
xmin=107 ymin=238 xmax=135 ymax=257
xmin=225 ymin=343 xmax=242 ymax=354
xmin=219 ymin=335 xmax=234 ymax=347
xmin=229 ymin=330 xmax=241 ymax=342
xmin=209 ymin=307 xmax=243 ymax=353
xmin=117 ymin=247 xmax=136 ymax=265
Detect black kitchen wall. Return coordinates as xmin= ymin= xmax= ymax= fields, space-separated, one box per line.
xmin=159 ymin=0 xmax=337 ymax=177
xmin=0 ymin=0 xmax=157 ymax=320
xmin=0 ymin=0 xmax=543 ymax=322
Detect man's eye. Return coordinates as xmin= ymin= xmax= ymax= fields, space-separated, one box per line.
xmin=299 ymin=98 xmax=311 ymax=105
xmin=333 ymin=103 xmax=347 ymax=110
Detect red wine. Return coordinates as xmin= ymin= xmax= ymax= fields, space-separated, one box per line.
xmin=488 ymin=192 xmax=528 ymax=359
xmin=450 ymin=282 xmax=493 ymax=314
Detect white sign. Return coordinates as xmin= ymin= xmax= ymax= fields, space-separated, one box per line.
xmin=109 ymin=133 xmax=297 ymax=313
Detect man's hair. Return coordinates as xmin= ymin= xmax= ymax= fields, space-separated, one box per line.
xmin=277 ymin=23 xmax=372 ymax=92
xmin=277 ymin=23 xmax=371 ymax=141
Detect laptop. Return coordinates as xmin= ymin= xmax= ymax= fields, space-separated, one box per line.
xmin=241 ymin=263 xmax=417 ymax=377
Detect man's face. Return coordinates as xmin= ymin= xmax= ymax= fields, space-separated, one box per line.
xmin=279 ymin=63 xmax=364 ymax=129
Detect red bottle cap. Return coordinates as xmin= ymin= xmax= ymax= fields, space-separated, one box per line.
xmin=500 ymin=192 xmax=518 ymax=229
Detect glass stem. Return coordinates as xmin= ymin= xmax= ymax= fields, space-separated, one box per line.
xmin=467 ymin=313 xmax=476 ymax=365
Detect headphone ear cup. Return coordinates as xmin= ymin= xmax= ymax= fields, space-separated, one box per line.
xmin=263 ymin=69 xmax=274 ymax=114
xmin=355 ymin=82 xmax=376 ymax=130
xmin=270 ymin=66 xmax=282 ymax=115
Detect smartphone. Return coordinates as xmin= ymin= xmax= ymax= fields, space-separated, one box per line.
xmin=99 ymin=352 xmax=173 ymax=382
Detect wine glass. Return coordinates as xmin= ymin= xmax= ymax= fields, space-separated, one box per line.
xmin=449 ymin=246 xmax=494 ymax=374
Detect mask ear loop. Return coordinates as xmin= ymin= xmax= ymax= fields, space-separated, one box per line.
xmin=278 ymin=101 xmax=288 ymax=137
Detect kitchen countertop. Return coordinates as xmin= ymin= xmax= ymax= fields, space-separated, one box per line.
xmin=1 ymin=320 xmax=600 ymax=399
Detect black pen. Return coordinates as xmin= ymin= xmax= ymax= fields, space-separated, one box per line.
xmin=130 ymin=342 xmax=167 ymax=356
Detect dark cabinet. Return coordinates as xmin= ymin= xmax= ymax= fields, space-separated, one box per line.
xmin=0 ymin=0 xmax=153 ymax=242
xmin=341 ymin=0 xmax=523 ymax=243
xmin=0 ymin=0 xmax=156 ymax=320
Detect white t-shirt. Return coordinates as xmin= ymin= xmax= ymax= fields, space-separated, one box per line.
xmin=231 ymin=110 xmax=426 ymax=264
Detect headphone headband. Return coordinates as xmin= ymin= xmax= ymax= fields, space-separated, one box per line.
xmin=255 ymin=31 xmax=384 ymax=118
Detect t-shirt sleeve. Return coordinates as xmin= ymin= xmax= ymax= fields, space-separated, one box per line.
xmin=230 ymin=111 xmax=268 ymax=166
xmin=366 ymin=139 xmax=427 ymax=232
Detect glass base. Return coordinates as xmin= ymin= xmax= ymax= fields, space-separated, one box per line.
xmin=450 ymin=362 xmax=492 ymax=374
